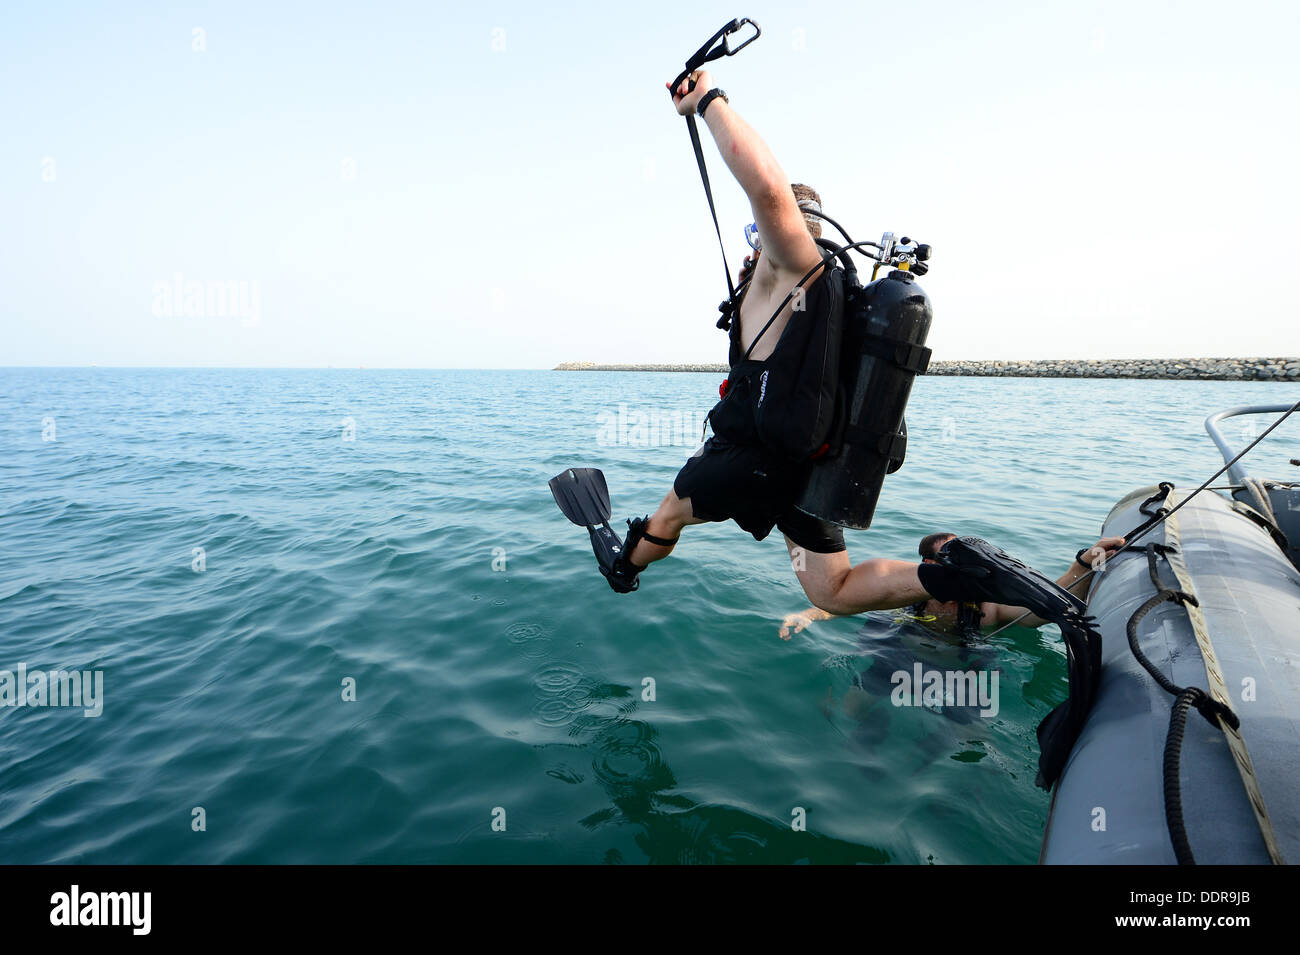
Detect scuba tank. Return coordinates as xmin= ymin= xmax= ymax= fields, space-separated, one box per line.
xmin=794 ymin=262 xmax=933 ymax=529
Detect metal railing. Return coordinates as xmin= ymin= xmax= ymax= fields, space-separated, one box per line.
xmin=1204 ymin=405 xmax=1295 ymax=486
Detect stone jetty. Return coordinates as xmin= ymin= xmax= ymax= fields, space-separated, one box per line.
xmin=556 ymin=358 xmax=1300 ymax=380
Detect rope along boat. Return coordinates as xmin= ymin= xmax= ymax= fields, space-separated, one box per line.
xmin=1040 ymin=403 xmax=1300 ymax=864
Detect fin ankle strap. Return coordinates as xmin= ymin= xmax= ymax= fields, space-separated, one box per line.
xmin=627 ymin=516 xmax=679 ymax=548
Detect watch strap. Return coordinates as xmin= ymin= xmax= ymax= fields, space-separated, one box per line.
xmin=697 ymin=88 xmax=728 ymax=117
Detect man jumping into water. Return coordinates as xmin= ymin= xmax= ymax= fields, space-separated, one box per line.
xmin=550 ymin=69 xmax=1096 ymax=634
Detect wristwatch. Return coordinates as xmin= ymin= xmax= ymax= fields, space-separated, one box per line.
xmin=1075 ymin=548 xmax=1094 ymax=570
xmin=697 ymin=88 xmax=729 ymax=117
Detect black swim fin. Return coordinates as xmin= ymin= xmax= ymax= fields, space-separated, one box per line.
xmin=549 ymin=468 xmax=642 ymax=593
xmin=926 ymin=536 xmax=1102 ymax=788
xmin=931 ymin=536 xmax=1089 ymax=628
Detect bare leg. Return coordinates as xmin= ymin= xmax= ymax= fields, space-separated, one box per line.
xmin=785 ymin=536 xmax=930 ymax=615
xmin=626 ymin=490 xmax=707 ymax=567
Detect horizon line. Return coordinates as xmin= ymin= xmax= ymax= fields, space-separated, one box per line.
xmin=4 ymin=356 xmax=1298 ymax=372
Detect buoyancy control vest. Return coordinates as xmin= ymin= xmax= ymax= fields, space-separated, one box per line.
xmin=706 ymin=266 xmax=845 ymax=461
xmin=706 ymin=258 xmax=932 ymax=532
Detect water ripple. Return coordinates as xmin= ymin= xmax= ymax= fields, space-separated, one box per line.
xmin=3 ymin=369 xmax=1292 ymax=862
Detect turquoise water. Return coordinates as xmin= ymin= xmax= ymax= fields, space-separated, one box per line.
xmin=1 ymin=368 xmax=1295 ymax=864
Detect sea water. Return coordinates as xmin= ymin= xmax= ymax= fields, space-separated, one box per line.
xmin=0 ymin=368 xmax=1295 ymax=863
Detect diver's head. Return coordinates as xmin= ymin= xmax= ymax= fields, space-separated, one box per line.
xmin=918 ymin=532 xmax=957 ymax=562
xmin=791 ymin=183 xmax=823 ymax=239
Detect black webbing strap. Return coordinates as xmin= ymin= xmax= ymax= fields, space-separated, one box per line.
xmin=842 ymin=425 xmax=907 ymax=461
xmin=858 ymin=334 xmax=932 ymax=374
xmin=671 ymin=19 xmax=760 ymax=332
xmin=1117 ymin=542 xmax=1177 ymax=556
xmin=686 ymin=114 xmax=739 ymax=330
xmin=1141 ymin=482 xmax=1175 ymax=516
xmin=1116 ymin=482 xmax=1176 ymax=546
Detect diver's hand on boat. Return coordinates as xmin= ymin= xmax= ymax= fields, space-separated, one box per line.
xmin=1080 ymin=535 xmax=1125 ymax=569
xmin=668 ymin=70 xmax=712 ymax=115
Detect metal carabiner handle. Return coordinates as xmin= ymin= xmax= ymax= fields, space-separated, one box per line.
xmin=722 ymin=18 xmax=760 ymax=58
xmin=671 ymin=18 xmax=762 ymax=92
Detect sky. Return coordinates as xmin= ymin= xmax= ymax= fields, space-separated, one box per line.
xmin=3 ymin=0 xmax=1298 ymax=367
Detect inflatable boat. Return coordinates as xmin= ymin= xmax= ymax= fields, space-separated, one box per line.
xmin=1040 ymin=403 xmax=1300 ymax=864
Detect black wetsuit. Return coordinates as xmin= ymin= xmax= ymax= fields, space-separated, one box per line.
xmin=673 ymin=272 xmax=846 ymax=554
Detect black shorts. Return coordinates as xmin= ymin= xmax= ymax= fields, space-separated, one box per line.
xmin=673 ymin=436 xmax=846 ymax=554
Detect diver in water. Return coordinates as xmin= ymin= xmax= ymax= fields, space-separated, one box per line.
xmin=780 ymin=534 xmax=1126 ymax=640
xmin=550 ymin=69 xmax=1094 ymax=635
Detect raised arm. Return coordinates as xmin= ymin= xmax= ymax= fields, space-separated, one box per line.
xmin=670 ymin=70 xmax=822 ymax=276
